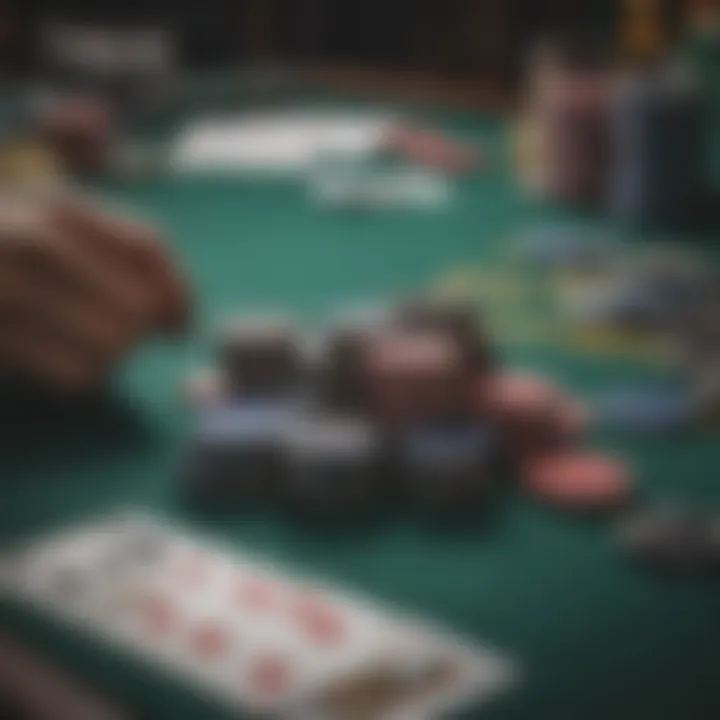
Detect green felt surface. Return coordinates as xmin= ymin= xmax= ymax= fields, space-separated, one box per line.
xmin=2 ymin=67 xmax=720 ymax=720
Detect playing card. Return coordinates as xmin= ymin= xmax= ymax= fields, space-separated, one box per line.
xmin=0 ymin=512 xmax=517 ymax=718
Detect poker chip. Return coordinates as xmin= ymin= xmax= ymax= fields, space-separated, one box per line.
xmin=217 ymin=314 xmax=301 ymax=396
xmin=598 ymin=386 xmax=693 ymax=434
xmin=363 ymin=329 xmax=468 ymax=424
xmin=477 ymin=370 xmax=565 ymax=455
xmin=182 ymin=401 xmax=298 ymax=506
xmin=517 ymin=225 xmax=611 ymax=272
xmin=399 ymin=421 xmax=497 ymax=512
xmin=701 ymin=520 xmax=720 ymax=569
xmin=280 ymin=413 xmax=383 ymax=516
xmin=691 ymin=373 xmax=720 ymax=426
xmin=396 ymin=296 xmax=493 ymax=370
xmin=523 ymin=452 xmax=631 ymax=510
xmin=616 ymin=506 xmax=713 ymax=573
xmin=479 ymin=370 xmax=558 ymax=419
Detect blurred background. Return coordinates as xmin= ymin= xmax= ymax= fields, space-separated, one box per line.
xmin=2 ymin=2 xmax=720 ymax=720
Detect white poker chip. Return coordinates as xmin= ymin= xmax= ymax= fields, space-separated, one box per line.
xmin=281 ymin=415 xmax=378 ymax=458
xmin=217 ymin=312 xmax=296 ymax=346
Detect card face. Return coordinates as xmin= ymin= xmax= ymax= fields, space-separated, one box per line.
xmin=0 ymin=512 xmax=517 ymax=718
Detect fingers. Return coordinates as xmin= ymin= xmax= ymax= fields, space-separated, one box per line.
xmin=4 ymin=220 xmax=155 ymax=337
xmin=0 ymin=265 xmax=138 ymax=391
xmin=0 ymin=193 xmax=190 ymax=392
xmin=0 ymin=264 xmax=129 ymax=361
xmin=49 ymin=197 xmax=191 ymax=333
xmin=0 ymin=321 xmax=102 ymax=392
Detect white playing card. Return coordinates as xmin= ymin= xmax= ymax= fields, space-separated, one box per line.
xmin=0 ymin=511 xmax=517 ymax=718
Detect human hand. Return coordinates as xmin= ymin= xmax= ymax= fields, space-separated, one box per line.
xmin=0 ymin=193 xmax=189 ymax=391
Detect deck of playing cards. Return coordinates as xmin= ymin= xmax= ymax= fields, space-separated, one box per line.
xmin=0 ymin=512 xmax=517 ymax=718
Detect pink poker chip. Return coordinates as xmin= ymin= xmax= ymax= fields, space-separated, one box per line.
xmin=523 ymin=451 xmax=631 ymax=509
xmin=477 ymin=370 xmax=558 ymax=421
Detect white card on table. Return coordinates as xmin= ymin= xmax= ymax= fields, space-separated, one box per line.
xmin=0 ymin=512 xmax=517 ymax=718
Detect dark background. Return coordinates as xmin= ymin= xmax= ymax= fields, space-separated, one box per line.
xmin=0 ymin=1 xmax=683 ymax=84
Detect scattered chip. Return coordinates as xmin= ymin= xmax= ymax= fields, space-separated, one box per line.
xmin=598 ymin=386 xmax=693 ymax=434
xmin=523 ymin=452 xmax=631 ymax=510
xmin=516 ymin=225 xmax=611 ymax=272
xmin=616 ymin=506 xmax=713 ymax=573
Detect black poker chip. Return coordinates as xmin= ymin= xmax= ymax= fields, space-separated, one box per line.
xmin=616 ymin=506 xmax=714 ymax=574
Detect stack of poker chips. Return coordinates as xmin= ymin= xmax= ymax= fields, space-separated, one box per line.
xmin=518 ymin=46 xmax=708 ymax=226
xmin=537 ymin=67 xmax=613 ymax=205
xmin=181 ymin=299 xmax=632 ymax=521
xmin=517 ymin=42 xmax=614 ymax=205
xmin=609 ymin=65 xmax=706 ymax=228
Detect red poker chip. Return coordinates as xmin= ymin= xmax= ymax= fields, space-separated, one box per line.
xmin=289 ymin=594 xmax=346 ymax=646
xmin=248 ymin=654 xmax=293 ymax=697
xmin=190 ymin=622 xmax=229 ymax=660
xmin=235 ymin=576 xmax=278 ymax=612
xmin=523 ymin=452 xmax=631 ymax=509
xmin=478 ymin=370 xmax=558 ymax=421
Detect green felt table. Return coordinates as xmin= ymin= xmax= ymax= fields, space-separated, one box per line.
xmin=2 ymin=69 xmax=720 ymax=720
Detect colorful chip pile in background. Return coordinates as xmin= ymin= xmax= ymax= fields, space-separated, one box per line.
xmin=516 ymin=44 xmax=708 ymax=229
xmin=181 ymin=298 xmax=632 ymax=520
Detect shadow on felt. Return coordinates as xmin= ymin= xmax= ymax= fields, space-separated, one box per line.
xmin=0 ymin=381 xmax=155 ymax=482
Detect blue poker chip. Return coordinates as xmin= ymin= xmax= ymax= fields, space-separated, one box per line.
xmin=198 ymin=400 xmax=299 ymax=446
xmin=401 ymin=422 xmax=496 ymax=469
xmin=517 ymin=226 xmax=611 ymax=271
xmin=598 ymin=386 xmax=694 ymax=433
xmin=605 ymin=285 xmax=672 ymax=328
xmin=571 ymin=279 xmax=677 ymax=331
